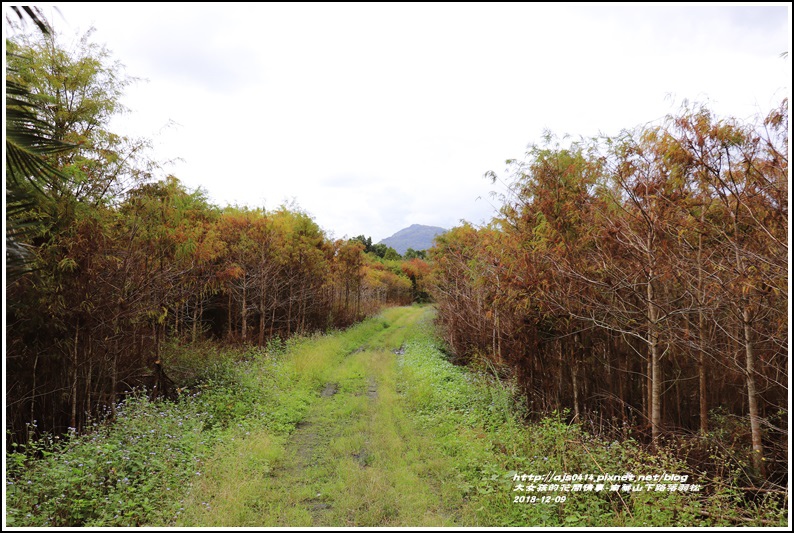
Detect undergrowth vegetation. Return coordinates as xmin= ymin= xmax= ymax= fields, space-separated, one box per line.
xmin=5 ymin=307 xmax=787 ymax=527
xmin=397 ymin=318 xmax=788 ymax=527
xmin=5 ymin=316 xmax=386 ymax=527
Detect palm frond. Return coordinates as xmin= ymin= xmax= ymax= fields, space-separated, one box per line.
xmin=7 ymin=6 xmax=53 ymax=35
xmin=6 ymin=55 xmax=74 ymax=283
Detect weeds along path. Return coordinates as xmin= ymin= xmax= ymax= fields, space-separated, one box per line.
xmin=175 ymin=305 xmax=647 ymax=527
xmin=177 ymin=305 xmax=463 ymax=527
xmin=173 ymin=305 xmax=762 ymax=527
xmin=11 ymin=305 xmax=773 ymax=526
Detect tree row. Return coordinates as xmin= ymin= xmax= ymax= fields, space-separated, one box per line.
xmin=5 ymin=28 xmax=425 ymax=442
xmin=430 ymin=101 xmax=788 ymax=484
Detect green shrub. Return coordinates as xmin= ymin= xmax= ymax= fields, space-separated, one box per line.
xmin=6 ymin=314 xmax=394 ymax=526
xmin=396 ymin=332 xmax=784 ymax=527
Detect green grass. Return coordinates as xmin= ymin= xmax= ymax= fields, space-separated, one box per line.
xmin=177 ymin=305 xmax=450 ymax=527
xmin=389 ymin=312 xmax=787 ymax=527
xmin=6 ymin=305 xmax=787 ymax=527
xmin=5 ymin=312 xmax=396 ymax=527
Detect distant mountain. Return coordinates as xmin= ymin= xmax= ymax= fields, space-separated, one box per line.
xmin=378 ymin=224 xmax=447 ymax=256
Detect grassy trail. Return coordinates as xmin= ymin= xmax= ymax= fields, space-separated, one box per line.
xmin=174 ymin=305 xmax=762 ymax=528
xmin=178 ymin=306 xmax=465 ymax=527
xmin=8 ymin=306 xmax=783 ymax=527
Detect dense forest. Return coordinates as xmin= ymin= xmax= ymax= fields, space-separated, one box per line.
xmin=4 ymin=7 xmax=789 ymax=514
xmin=5 ymin=26 xmax=429 ymax=443
xmin=430 ymin=101 xmax=789 ymax=487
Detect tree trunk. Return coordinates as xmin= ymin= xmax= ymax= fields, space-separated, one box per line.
xmin=697 ymin=212 xmax=708 ymax=433
xmin=743 ymin=301 xmax=765 ymax=477
xmin=645 ymin=353 xmax=651 ymax=428
xmin=192 ymin=296 xmax=199 ymax=343
xmin=111 ymin=344 xmax=118 ymax=418
xmin=572 ymin=332 xmax=581 ymax=420
xmin=571 ymin=358 xmax=580 ymax=421
xmin=30 ymin=353 xmax=38 ymax=427
xmin=227 ymin=291 xmax=233 ymax=341
xmin=84 ymin=355 xmax=92 ymax=423
xmin=733 ymin=212 xmax=764 ymax=477
xmin=241 ymin=276 xmax=247 ymax=341
xmin=70 ymin=323 xmax=79 ymax=431
xmin=287 ymin=283 xmax=293 ymax=335
xmin=648 ymin=266 xmax=661 ymax=447
xmin=259 ymin=283 xmax=267 ymax=346
xmin=618 ymin=341 xmax=628 ymax=432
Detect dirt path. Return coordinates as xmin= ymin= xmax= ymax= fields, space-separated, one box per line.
xmin=177 ymin=306 xmax=462 ymax=527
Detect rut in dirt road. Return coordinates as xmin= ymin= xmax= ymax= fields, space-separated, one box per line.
xmin=151 ymin=305 xmax=722 ymax=528
xmin=177 ymin=306 xmax=462 ymax=527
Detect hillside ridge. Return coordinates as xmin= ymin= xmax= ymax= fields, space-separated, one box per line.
xmin=378 ymin=224 xmax=447 ymax=255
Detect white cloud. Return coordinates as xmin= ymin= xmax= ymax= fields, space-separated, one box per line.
xmin=28 ymin=3 xmax=790 ymax=242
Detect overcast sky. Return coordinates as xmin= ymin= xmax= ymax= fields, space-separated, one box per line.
xmin=17 ymin=3 xmax=792 ymax=242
